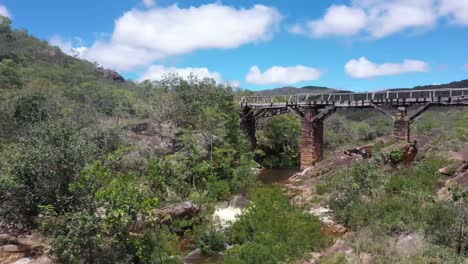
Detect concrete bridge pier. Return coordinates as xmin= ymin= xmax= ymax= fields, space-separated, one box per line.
xmin=241 ymin=108 xmax=257 ymax=148
xmin=393 ymin=107 xmax=410 ymax=142
xmin=300 ymin=109 xmax=324 ymax=170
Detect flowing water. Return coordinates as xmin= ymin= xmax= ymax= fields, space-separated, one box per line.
xmin=184 ymin=168 xmax=299 ymax=264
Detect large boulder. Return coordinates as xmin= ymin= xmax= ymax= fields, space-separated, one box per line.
xmin=97 ymin=67 xmax=125 ymax=82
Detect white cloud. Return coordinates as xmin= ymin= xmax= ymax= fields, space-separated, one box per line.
xmin=345 ymin=57 xmax=430 ymax=78
xmin=439 ymin=0 xmax=468 ymax=25
xmin=142 ymin=0 xmax=155 ymax=8
xmin=246 ymin=65 xmax=322 ymax=85
xmin=72 ymin=4 xmax=281 ymax=71
xmin=0 ymin=4 xmax=10 ymax=18
xmin=290 ymin=0 xmax=466 ymax=39
xmin=50 ymin=35 xmax=87 ymax=57
xmin=306 ymin=5 xmax=368 ymax=37
xmin=228 ymin=80 xmax=241 ymax=88
xmin=139 ymin=65 xmax=224 ymax=83
xmin=80 ymin=41 xmax=161 ymax=71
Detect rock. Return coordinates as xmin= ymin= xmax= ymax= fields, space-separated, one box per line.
xmin=12 ymin=256 xmax=53 ymax=264
xmin=0 ymin=233 xmax=50 ymax=264
xmin=97 ymin=67 xmax=125 ymax=82
xmin=120 ymin=122 xmax=180 ymax=155
xmin=229 ymin=195 xmax=249 ymax=209
xmin=310 ymin=207 xmax=347 ymax=236
xmin=344 ymin=145 xmax=373 ymax=159
xmin=438 ymin=166 xmax=453 ymax=176
xmin=0 ymin=244 xmax=22 ymax=252
xmin=131 ymin=201 xmax=201 ymax=233
xmin=395 ymin=233 xmax=424 ymax=256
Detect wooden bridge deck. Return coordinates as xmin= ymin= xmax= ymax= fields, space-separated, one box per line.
xmin=237 ymin=88 xmax=468 ymax=108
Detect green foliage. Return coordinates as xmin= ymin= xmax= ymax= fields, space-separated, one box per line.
xmin=134 ymin=227 xmax=182 ymax=264
xmin=196 ymin=225 xmax=226 ymax=255
xmin=40 ymin=211 xmax=106 ymax=264
xmin=0 ymin=58 xmax=22 ymax=88
xmin=321 ymin=156 xmax=467 ymax=258
xmin=324 ymin=111 xmax=392 ymax=150
xmin=1 ymin=119 xmax=100 ymax=228
xmin=226 ymin=188 xmax=328 ymax=263
xmin=256 ymin=114 xmax=301 ymax=168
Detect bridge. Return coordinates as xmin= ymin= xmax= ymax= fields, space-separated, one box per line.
xmin=237 ymin=88 xmax=468 ymax=170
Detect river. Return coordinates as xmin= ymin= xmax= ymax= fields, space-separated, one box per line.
xmin=184 ymin=168 xmax=299 ymax=264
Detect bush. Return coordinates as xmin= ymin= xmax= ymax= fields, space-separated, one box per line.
xmin=196 ymin=225 xmax=226 ymax=255
xmin=226 ymin=188 xmax=328 ymax=263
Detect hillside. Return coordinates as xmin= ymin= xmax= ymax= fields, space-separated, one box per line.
xmin=413 ymin=79 xmax=468 ymax=90
xmin=254 ymin=85 xmax=351 ymax=96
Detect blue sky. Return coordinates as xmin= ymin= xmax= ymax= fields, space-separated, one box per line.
xmin=1 ymin=0 xmax=467 ymax=91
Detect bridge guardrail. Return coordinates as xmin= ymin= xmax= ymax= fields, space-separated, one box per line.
xmin=236 ymin=88 xmax=468 ymax=106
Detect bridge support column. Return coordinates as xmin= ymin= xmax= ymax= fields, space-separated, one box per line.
xmin=394 ymin=107 xmax=410 ymax=142
xmin=241 ymin=109 xmax=257 ymax=149
xmin=301 ymin=109 xmax=323 ymax=170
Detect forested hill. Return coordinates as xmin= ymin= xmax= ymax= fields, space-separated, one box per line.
xmin=254 ymin=85 xmax=351 ymax=96
xmin=0 ymin=16 xmax=131 ymax=92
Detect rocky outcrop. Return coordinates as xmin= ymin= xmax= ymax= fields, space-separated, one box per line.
xmin=437 ymin=149 xmax=468 ymax=201
xmin=97 ymin=67 xmax=125 ymax=82
xmin=131 ymin=201 xmax=200 ymax=233
xmin=0 ymin=233 xmax=52 ymax=264
xmin=120 ymin=122 xmax=181 ymax=156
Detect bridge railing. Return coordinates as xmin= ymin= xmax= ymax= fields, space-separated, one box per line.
xmin=236 ymin=88 xmax=468 ymax=106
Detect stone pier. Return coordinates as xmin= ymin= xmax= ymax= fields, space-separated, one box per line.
xmin=394 ymin=107 xmax=410 ymax=142
xmin=241 ymin=109 xmax=257 ymax=148
xmin=301 ymin=109 xmax=324 ymax=170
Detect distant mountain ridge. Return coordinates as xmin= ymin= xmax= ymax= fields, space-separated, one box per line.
xmin=254 ymin=85 xmax=351 ymax=96
xmin=254 ymin=79 xmax=468 ymax=96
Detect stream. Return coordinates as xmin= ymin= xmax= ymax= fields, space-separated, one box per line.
xmin=184 ymin=168 xmax=299 ymax=264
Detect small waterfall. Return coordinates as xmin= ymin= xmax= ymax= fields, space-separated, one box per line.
xmin=212 ymin=195 xmax=249 ymax=228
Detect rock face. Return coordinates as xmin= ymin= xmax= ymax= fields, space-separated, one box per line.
xmin=97 ymin=67 xmax=125 ymax=82
xmin=0 ymin=233 xmax=52 ymax=264
xmin=120 ymin=122 xmax=181 ymax=155
xmin=229 ymin=195 xmax=249 ymax=209
xmin=131 ymin=201 xmax=201 ymax=233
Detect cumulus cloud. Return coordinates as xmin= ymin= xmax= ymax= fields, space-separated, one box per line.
xmin=139 ymin=65 xmax=224 ymax=83
xmin=50 ymin=35 xmax=87 ymax=57
xmin=345 ymin=57 xmax=430 ymax=78
xmin=0 ymin=4 xmax=10 ymax=18
xmin=142 ymin=0 xmax=156 ymax=8
xmin=300 ymin=5 xmax=368 ymax=37
xmin=289 ymin=0 xmax=466 ymax=39
xmin=70 ymin=4 xmax=281 ymax=71
xmin=246 ymin=65 xmax=322 ymax=85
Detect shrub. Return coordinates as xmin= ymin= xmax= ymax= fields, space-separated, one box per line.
xmin=226 ymin=188 xmax=328 ymax=263
xmin=196 ymin=225 xmax=226 ymax=255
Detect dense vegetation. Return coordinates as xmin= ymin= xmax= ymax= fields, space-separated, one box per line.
xmin=0 ymin=17 xmax=330 ymax=263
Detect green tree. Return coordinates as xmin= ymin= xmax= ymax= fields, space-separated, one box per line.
xmin=198 ymin=106 xmax=227 ymax=162
xmin=0 ymin=59 xmax=22 ymax=88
